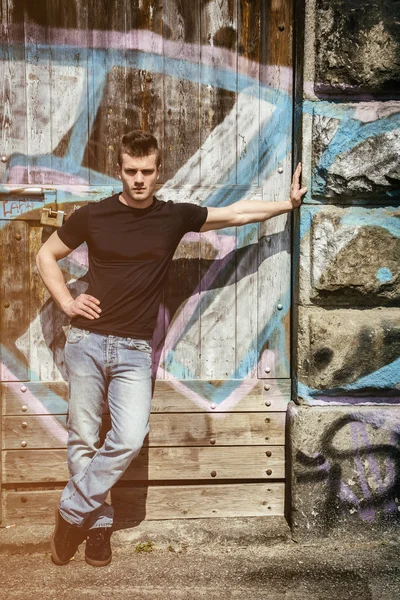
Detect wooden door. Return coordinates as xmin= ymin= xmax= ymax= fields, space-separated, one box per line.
xmin=0 ymin=0 xmax=293 ymax=525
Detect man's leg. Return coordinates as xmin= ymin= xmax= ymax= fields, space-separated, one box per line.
xmin=51 ymin=326 xmax=108 ymax=564
xmin=56 ymin=334 xmax=152 ymax=564
xmin=84 ymin=335 xmax=153 ymax=566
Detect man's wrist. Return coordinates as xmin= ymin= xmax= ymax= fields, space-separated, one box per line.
xmin=61 ymin=298 xmax=74 ymax=313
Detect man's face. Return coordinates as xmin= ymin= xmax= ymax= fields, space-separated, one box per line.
xmin=117 ymin=152 xmax=160 ymax=207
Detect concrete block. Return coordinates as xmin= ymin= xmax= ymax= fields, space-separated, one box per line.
xmin=299 ymin=205 xmax=400 ymax=305
xmin=315 ymin=0 xmax=400 ymax=95
xmin=288 ymin=403 xmax=400 ymax=541
xmin=298 ymin=307 xmax=400 ymax=394
xmin=311 ymin=105 xmax=400 ymax=199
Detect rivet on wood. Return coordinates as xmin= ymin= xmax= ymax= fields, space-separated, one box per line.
xmin=262 ymin=501 xmax=267 ymax=506
xmin=3 ymin=302 xmax=10 ymax=308
xmin=265 ymin=367 xmax=271 ymax=373
xmin=210 ymin=403 xmax=217 ymax=410
xmin=211 ymin=471 xmax=217 ymax=477
xmin=278 ymin=24 xmax=285 ymax=32
xmin=266 ymin=469 xmax=272 ymax=475
xmin=265 ymin=400 xmax=271 ymax=407
xmin=210 ymin=438 xmax=216 ymax=445
xmin=277 ymin=304 xmax=283 ymax=310
xmin=265 ymin=437 xmax=269 ymax=441
xmin=21 ymin=422 xmax=28 ymax=429
xmin=268 ymin=506 xmax=272 ymax=510
xmin=265 ymin=418 xmax=270 ymax=423
xmin=21 ymin=385 xmax=27 ymax=392
xmin=1 ymin=154 xmax=8 ymax=163
xmin=277 ymin=165 xmax=284 ymax=173
xmin=21 ymin=496 xmax=28 ymax=503
xmin=21 ymin=405 xmax=28 ymax=412
xmin=21 ymin=441 xmax=27 ymax=448
xmin=264 ymin=384 xmax=270 ymax=391
xmin=266 ymin=451 xmax=272 ymax=457
xmin=15 ymin=233 xmax=22 ymax=240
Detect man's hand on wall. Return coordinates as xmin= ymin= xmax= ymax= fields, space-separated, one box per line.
xmin=290 ymin=162 xmax=308 ymax=209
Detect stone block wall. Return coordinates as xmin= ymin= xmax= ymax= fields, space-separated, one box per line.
xmin=290 ymin=0 xmax=400 ymax=540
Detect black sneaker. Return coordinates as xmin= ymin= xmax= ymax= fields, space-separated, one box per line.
xmin=85 ymin=527 xmax=112 ymax=567
xmin=50 ymin=508 xmax=86 ymax=565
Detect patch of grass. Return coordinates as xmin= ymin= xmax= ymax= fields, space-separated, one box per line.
xmin=135 ymin=540 xmax=155 ymax=553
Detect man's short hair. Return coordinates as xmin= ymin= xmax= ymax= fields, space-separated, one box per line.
xmin=118 ymin=130 xmax=161 ymax=167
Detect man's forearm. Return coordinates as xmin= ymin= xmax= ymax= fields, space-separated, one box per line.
xmin=234 ymin=199 xmax=294 ymax=225
xmin=36 ymin=253 xmax=74 ymax=313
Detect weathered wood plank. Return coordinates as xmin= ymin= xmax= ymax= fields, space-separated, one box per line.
xmin=3 ymin=412 xmax=285 ymax=449
xmin=256 ymin=0 xmax=293 ymax=380
xmin=200 ymin=0 xmax=237 ymax=185
xmin=163 ymin=236 xmax=202 ymax=380
xmin=86 ymin=0 xmax=126 ymax=184
xmin=2 ymin=380 xmax=291 ymax=414
xmin=0 ymin=0 xmax=27 ymax=182
xmin=24 ymin=3 xmax=51 ymax=184
xmin=162 ymin=0 xmax=200 ymax=182
xmin=4 ymin=482 xmax=284 ymax=523
xmin=3 ymin=445 xmax=284 ymax=482
xmin=48 ymin=0 xmax=89 ymax=183
xmin=0 ymin=220 xmax=30 ymax=381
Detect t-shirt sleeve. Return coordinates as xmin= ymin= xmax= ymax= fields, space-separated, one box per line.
xmin=56 ymin=204 xmax=89 ymax=249
xmin=175 ymin=202 xmax=208 ymax=234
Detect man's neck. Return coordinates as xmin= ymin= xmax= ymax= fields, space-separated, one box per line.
xmin=118 ymin=192 xmax=154 ymax=209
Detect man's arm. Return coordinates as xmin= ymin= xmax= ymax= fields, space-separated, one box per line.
xmin=36 ymin=231 xmax=101 ymax=320
xmin=200 ymin=162 xmax=307 ymax=232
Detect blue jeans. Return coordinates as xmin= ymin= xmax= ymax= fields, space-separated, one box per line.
xmin=59 ymin=326 xmax=152 ymax=529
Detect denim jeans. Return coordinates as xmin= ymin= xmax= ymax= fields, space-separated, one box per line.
xmin=59 ymin=326 xmax=152 ymax=530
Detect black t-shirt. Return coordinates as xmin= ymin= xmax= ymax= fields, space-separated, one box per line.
xmin=57 ymin=194 xmax=208 ymax=339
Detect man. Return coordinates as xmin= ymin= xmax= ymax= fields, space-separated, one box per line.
xmin=36 ymin=130 xmax=307 ymax=567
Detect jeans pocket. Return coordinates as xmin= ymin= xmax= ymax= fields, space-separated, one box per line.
xmin=124 ymin=338 xmax=152 ymax=354
xmin=66 ymin=326 xmax=85 ymax=344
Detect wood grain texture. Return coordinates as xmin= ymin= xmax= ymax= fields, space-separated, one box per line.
xmin=3 ymin=445 xmax=284 ymax=482
xmin=0 ymin=220 xmax=30 ymax=381
xmin=2 ymin=379 xmax=291 ymax=414
xmin=4 ymin=483 xmax=284 ymax=523
xmin=0 ymin=0 xmax=27 ymax=182
xmin=86 ymin=0 xmax=126 ymax=184
xmin=48 ymin=0 xmax=89 ymax=182
xmin=2 ymin=412 xmax=285 ymax=449
xmin=162 ymin=0 xmax=200 ymax=183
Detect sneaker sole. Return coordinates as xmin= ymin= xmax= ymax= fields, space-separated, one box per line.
xmin=85 ymin=553 xmax=112 ymax=567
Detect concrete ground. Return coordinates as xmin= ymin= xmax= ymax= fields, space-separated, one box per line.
xmin=0 ymin=517 xmax=399 ymax=599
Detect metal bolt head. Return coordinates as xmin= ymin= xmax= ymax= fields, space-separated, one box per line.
xmin=265 ymin=400 xmax=272 ymax=407
xmin=210 ymin=403 xmax=217 ymax=410
xmin=210 ymin=438 xmax=216 ymax=445
xmin=278 ymin=24 xmax=285 ymax=32
xmin=265 ymin=417 xmax=271 ymax=423
xmin=277 ymin=303 xmax=283 ymax=310
xmin=277 ymin=166 xmax=284 ymax=173
xmin=20 ymin=441 xmax=27 ymax=448
xmin=21 ymin=422 xmax=28 ymax=429
xmin=266 ymin=451 xmax=272 ymax=457
xmin=211 ymin=470 xmax=217 ymax=477
xmin=21 ymin=496 xmax=28 ymax=503
xmin=1 ymin=154 xmax=7 ymax=163
xmin=20 ymin=385 xmax=27 ymax=393
xmin=21 ymin=405 xmax=28 ymax=412
xmin=266 ymin=469 xmax=272 ymax=476
xmin=265 ymin=367 xmax=271 ymax=374
xmin=3 ymin=302 xmax=10 ymax=308
xmin=15 ymin=233 xmax=22 ymax=241
xmin=264 ymin=385 xmax=271 ymax=391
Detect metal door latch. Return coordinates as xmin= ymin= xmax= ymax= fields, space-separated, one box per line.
xmin=40 ymin=207 xmax=65 ymax=228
